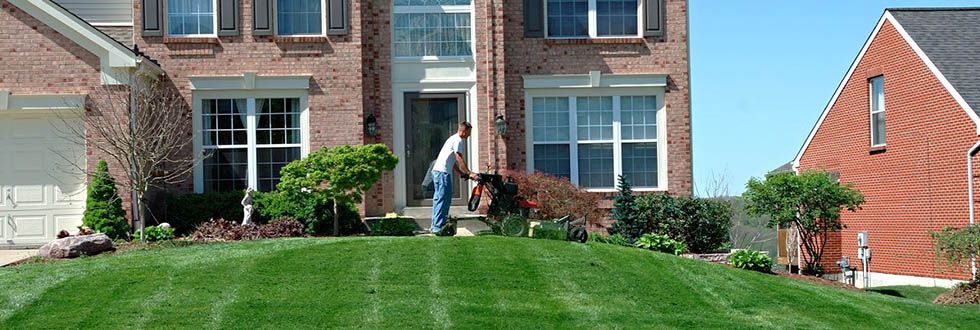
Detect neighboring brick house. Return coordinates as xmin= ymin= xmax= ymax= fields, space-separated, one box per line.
xmin=1 ymin=0 xmax=691 ymax=243
xmin=794 ymin=8 xmax=980 ymax=287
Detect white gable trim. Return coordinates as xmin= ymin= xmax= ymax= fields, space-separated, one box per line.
xmin=793 ymin=11 xmax=980 ymax=172
xmin=8 ymin=0 xmax=159 ymax=85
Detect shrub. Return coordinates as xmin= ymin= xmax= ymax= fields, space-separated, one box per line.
xmin=143 ymin=225 xmax=175 ymax=242
xmin=254 ymin=191 xmax=363 ymax=235
xmin=728 ymin=250 xmax=773 ymax=273
xmin=82 ymin=160 xmax=130 ymax=239
xmin=929 ymin=224 xmax=980 ymax=270
xmin=277 ymin=144 xmax=398 ymax=236
xmin=635 ymin=233 xmax=687 ymax=255
xmin=532 ymin=223 xmax=566 ymax=241
xmin=589 ymin=233 xmax=633 ymax=247
xmin=166 ymin=191 xmax=244 ymax=236
xmin=189 ymin=218 xmax=306 ymax=242
xmin=609 ymin=175 xmax=644 ymax=242
xmin=368 ymin=218 xmax=416 ymax=236
xmin=636 ymin=194 xmax=733 ymax=254
xmin=505 ymin=171 xmax=605 ymax=223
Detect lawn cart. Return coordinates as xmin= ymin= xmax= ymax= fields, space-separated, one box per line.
xmin=440 ymin=172 xmax=587 ymax=243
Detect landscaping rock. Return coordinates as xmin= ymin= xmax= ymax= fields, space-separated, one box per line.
xmin=39 ymin=234 xmax=114 ymax=259
xmin=934 ymin=281 xmax=980 ymax=305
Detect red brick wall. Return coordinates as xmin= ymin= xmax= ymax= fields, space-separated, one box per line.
xmin=0 ymin=1 xmax=135 ymax=218
xmin=799 ymin=20 xmax=975 ymax=280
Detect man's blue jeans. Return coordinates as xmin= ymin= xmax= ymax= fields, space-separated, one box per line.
xmin=430 ymin=170 xmax=452 ymax=233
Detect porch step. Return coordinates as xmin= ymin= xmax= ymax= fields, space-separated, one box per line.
xmin=400 ymin=206 xmax=481 ymax=219
xmin=401 ymin=207 xmax=489 ymax=236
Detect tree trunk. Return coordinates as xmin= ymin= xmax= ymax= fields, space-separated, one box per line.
xmin=333 ymin=199 xmax=340 ymax=237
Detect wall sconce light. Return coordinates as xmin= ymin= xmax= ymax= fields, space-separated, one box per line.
xmin=365 ymin=113 xmax=378 ymax=137
xmin=494 ymin=115 xmax=507 ymax=136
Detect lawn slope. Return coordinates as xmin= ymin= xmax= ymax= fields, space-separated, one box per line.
xmin=0 ymin=237 xmax=977 ymax=329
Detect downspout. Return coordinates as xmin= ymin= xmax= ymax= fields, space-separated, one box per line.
xmin=966 ymin=140 xmax=980 ymax=279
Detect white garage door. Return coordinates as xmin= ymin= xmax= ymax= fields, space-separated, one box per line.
xmin=0 ymin=114 xmax=86 ymax=245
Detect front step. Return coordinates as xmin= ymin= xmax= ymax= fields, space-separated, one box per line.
xmin=401 ymin=206 xmax=489 ymax=236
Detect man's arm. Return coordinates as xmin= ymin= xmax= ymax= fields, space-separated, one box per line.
xmin=454 ymin=152 xmax=477 ymax=179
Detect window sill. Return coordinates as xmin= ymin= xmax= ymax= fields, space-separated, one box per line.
xmin=545 ymin=38 xmax=645 ymax=45
xmin=869 ymin=146 xmax=887 ymax=155
xmin=392 ymin=56 xmax=475 ymax=64
xmin=163 ymin=37 xmax=220 ymax=44
xmin=274 ymin=36 xmax=329 ymax=43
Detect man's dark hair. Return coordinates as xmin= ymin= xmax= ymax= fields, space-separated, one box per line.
xmin=459 ymin=121 xmax=472 ymax=130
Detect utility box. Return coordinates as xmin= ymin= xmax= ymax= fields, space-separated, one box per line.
xmin=857 ymin=231 xmax=869 ymax=248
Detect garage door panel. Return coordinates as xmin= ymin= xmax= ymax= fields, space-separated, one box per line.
xmin=10 ymin=215 xmax=46 ymax=239
xmin=0 ymin=115 xmax=86 ymax=245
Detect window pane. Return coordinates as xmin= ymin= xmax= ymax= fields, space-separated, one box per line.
xmin=257 ymin=147 xmax=302 ymax=191
xmin=578 ymin=143 xmax=613 ymax=188
xmin=258 ymin=98 xmax=302 ymax=146
xmin=597 ymin=0 xmax=638 ymax=36
xmin=547 ymin=0 xmax=588 ymax=37
xmin=394 ymin=0 xmax=470 ymax=5
xmin=393 ymin=13 xmax=472 ymax=57
xmin=577 ymin=96 xmax=613 ymax=141
xmin=202 ymin=98 xmax=247 ymax=147
xmin=277 ymin=0 xmax=322 ymax=35
xmin=532 ymin=97 xmax=570 ymax=142
xmin=872 ymin=112 xmax=886 ymax=146
xmin=623 ymin=143 xmax=657 ymax=187
xmin=621 ymin=95 xmax=657 ymax=140
xmin=534 ymin=144 xmax=571 ymax=179
xmin=168 ymin=0 xmax=214 ymax=35
xmin=203 ymin=148 xmax=248 ymax=193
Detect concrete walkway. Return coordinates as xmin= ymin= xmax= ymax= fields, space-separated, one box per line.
xmin=0 ymin=249 xmax=38 ymax=267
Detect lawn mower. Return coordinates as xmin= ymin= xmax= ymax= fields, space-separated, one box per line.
xmin=439 ymin=172 xmax=588 ymax=243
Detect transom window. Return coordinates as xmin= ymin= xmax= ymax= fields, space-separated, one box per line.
xmin=531 ymin=95 xmax=659 ymax=189
xmin=546 ymin=0 xmax=639 ymax=38
xmin=277 ymin=0 xmax=324 ymax=35
xmin=202 ymin=98 xmax=303 ymax=192
xmin=393 ymin=0 xmax=473 ymax=57
xmin=870 ymin=76 xmax=885 ymax=147
xmin=167 ymin=0 xmax=216 ymax=36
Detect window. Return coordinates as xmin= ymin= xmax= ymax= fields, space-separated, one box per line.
xmin=167 ymin=0 xmax=216 ymax=36
xmin=546 ymin=0 xmax=639 ymax=38
xmin=277 ymin=0 xmax=324 ymax=35
xmin=870 ymin=76 xmax=885 ymax=147
xmin=531 ymin=95 xmax=660 ymax=189
xmin=202 ymin=98 xmax=303 ymax=192
xmin=393 ymin=0 xmax=473 ymax=57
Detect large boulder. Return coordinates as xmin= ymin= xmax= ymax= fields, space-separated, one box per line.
xmin=39 ymin=234 xmax=114 ymax=259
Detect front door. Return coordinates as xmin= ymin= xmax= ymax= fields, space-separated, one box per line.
xmin=405 ymin=93 xmax=467 ymax=207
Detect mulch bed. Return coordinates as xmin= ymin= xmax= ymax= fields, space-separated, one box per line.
xmin=934 ymin=281 xmax=980 ymax=305
xmin=776 ymin=272 xmax=863 ymax=292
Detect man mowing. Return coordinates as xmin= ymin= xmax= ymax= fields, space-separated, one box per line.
xmin=431 ymin=122 xmax=478 ymax=235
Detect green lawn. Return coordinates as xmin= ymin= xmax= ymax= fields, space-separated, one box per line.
xmin=1 ymin=237 xmax=978 ymax=329
xmin=868 ymin=286 xmax=953 ymax=304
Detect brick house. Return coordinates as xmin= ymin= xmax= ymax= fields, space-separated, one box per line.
xmin=0 ymin=0 xmax=691 ymax=244
xmin=794 ymin=8 xmax=980 ymax=287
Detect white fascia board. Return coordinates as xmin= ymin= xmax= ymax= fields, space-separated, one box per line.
xmin=189 ymin=74 xmax=313 ymax=91
xmin=794 ymin=11 xmax=980 ymax=170
xmin=0 ymin=92 xmax=86 ymax=111
xmin=524 ymin=72 xmax=668 ymax=89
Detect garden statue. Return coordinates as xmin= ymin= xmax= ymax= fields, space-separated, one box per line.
xmin=242 ymin=187 xmax=254 ymax=226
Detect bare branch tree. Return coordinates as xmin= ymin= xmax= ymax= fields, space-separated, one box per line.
xmin=57 ymin=76 xmax=207 ymax=240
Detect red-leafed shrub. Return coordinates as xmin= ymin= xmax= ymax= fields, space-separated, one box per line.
xmin=190 ymin=218 xmax=306 ymax=242
xmin=504 ymin=171 xmax=606 ymax=224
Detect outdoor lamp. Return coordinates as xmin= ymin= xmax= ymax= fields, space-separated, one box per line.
xmin=365 ymin=114 xmax=378 ymax=137
xmin=494 ymin=115 xmax=507 ymax=136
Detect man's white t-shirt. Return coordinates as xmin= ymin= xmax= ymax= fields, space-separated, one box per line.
xmin=433 ymin=133 xmax=464 ymax=174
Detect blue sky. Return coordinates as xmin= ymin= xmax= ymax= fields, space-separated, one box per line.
xmin=690 ymin=0 xmax=980 ymax=196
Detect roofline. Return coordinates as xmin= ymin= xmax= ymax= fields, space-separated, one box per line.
xmin=792 ymin=10 xmax=980 ymax=172
xmin=885 ymin=7 xmax=980 ymax=11
xmin=7 ymin=0 xmax=162 ymax=84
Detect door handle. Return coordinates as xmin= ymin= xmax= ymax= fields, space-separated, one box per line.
xmin=406 ymin=145 xmax=412 ymax=158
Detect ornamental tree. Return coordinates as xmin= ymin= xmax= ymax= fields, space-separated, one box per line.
xmin=929 ymin=225 xmax=980 ymax=279
xmin=609 ymin=175 xmax=644 ymax=242
xmin=82 ymin=160 xmax=130 ymax=239
xmin=743 ymin=170 xmax=864 ymax=275
xmin=277 ymin=144 xmax=398 ymax=236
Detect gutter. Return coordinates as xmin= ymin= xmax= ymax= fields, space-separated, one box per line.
xmin=967 ymin=140 xmax=980 ymax=279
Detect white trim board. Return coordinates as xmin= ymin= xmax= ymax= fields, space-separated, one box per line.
xmin=7 ymin=0 xmax=160 ymax=85
xmin=792 ymin=10 xmax=980 ymax=171
xmin=0 ymin=92 xmax=86 ymax=111
xmin=188 ymin=73 xmax=313 ymax=91
xmin=823 ymin=271 xmax=966 ymax=289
